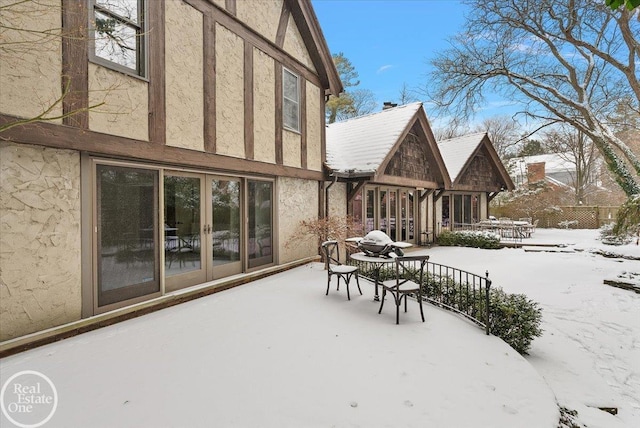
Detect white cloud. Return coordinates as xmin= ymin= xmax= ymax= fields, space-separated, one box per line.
xmin=376 ymin=64 xmax=393 ymax=74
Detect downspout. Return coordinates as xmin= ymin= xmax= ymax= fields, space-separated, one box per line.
xmin=325 ymin=174 xmax=337 ymax=218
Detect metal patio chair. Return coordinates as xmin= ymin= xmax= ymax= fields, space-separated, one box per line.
xmin=379 ymin=255 xmax=429 ymax=324
xmin=321 ymin=240 xmax=361 ymax=300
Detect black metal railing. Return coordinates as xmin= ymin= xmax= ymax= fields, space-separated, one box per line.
xmin=350 ymin=258 xmax=492 ymax=335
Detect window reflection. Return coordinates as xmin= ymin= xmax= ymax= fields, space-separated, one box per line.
xmin=248 ymin=181 xmax=272 ymax=268
xmin=97 ymin=164 xmax=159 ymax=306
xmin=93 ymin=0 xmax=144 ymax=75
xmin=212 ymin=180 xmax=241 ymax=266
xmin=164 ymin=176 xmax=201 ymax=276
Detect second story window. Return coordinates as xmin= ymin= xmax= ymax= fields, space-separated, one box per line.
xmin=283 ymin=68 xmax=300 ymax=132
xmin=91 ymin=0 xmax=146 ymax=77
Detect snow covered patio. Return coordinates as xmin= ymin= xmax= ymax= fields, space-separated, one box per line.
xmin=2 ymin=229 xmax=638 ymax=428
xmin=1 ymin=262 xmax=558 ymax=427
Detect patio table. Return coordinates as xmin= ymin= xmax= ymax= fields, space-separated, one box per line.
xmin=349 ymin=252 xmax=397 ymax=302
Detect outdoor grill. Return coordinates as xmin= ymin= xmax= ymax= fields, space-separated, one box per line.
xmin=357 ymin=230 xmax=404 ymax=258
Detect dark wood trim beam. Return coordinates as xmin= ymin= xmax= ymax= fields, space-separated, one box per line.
xmin=204 ymin=14 xmax=216 ymax=153
xmin=244 ymin=41 xmax=254 ymax=160
xmin=419 ymin=189 xmax=434 ymax=203
xmin=433 ymin=189 xmax=446 ymax=202
xmin=0 ymin=115 xmax=325 ymax=181
xmin=275 ymin=1 xmax=290 ymax=48
xmin=373 ymin=174 xmax=440 ymax=189
xmin=275 ymin=65 xmax=283 ymax=165
xmin=183 ymin=0 xmax=322 ymax=88
xmin=285 ymin=0 xmax=342 ymax=95
xmin=300 ymin=78 xmax=307 ymax=169
xmin=488 ymin=192 xmax=500 ymax=203
xmin=347 ymin=181 xmax=366 ymax=204
xmin=62 ymin=0 xmax=89 ymax=129
xmin=225 ymin=0 xmax=236 ymax=15
xmin=321 ymin=89 xmax=326 ymax=168
xmin=148 ymin=0 xmax=166 ymax=144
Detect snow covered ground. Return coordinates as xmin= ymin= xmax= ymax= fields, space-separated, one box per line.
xmin=0 ymin=229 xmax=638 ymax=427
xmin=426 ymin=229 xmax=640 ymax=428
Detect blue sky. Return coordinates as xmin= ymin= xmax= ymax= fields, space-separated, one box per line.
xmin=311 ymin=0 xmax=518 ymax=125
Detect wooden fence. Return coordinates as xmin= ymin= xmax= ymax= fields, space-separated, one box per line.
xmin=538 ymin=206 xmax=619 ymax=229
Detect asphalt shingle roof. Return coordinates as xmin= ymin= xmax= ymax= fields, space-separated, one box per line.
xmin=325 ymin=102 xmax=423 ymax=175
xmin=437 ymin=132 xmax=487 ymax=183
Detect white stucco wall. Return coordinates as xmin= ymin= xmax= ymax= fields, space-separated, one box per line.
xmin=283 ymin=16 xmax=316 ymax=72
xmin=283 ymin=130 xmax=301 ymax=168
xmin=327 ymin=182 xmax=347 ymax=219
xmin=236 ymin=0 xmax=283 ymax=44
xmin=253 ymin=48 xmax=276 ymax=164
xmin=0 ymin=0 xmax=62 ymax=122
xmin=278 ymin=177 xmax=318 ymax=263
xmin=0 ymin=142 xmax=82 ymax=341
xmin=306 ymin=82 xmax=322 ymax=171
xmin=165 ymin=0 xmax=204 ymax=150
xmin=216 ymin=23 xmax=245 ymax=159
xmin=88 ymin=64 xmax=149 ymax=141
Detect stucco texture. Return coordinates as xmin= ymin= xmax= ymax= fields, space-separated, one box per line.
xmin=88 ymin=64 xmax=149 ymax=141
xmin=305 ymin=82 xmax=322 ymax=171
xmin=0 ymin=142 xmax=82 ymax=341
xmin=216 ymin=23 xmax=245 ymax=159
xmin=236 ymin=0 xmax=283 ymax=44
xmin=283 ymin=130 xmax=301 ymax=168
xmin=327 ymin=182 xmax=347 ymax=219
xmin=165 ymin=0 xmax=204 ymax=150
xmin=253 ymin=48 xmax=276 ymax=164
xmin=283 ymin=17 xmax=316 ymax=73
xmin=278 ymin=177 xmax=318 ymax=264
xmin=0 ymin=0 xmax=62 ymax=122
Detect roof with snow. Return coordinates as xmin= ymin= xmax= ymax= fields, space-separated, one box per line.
xmin=514 ymin=153 xmax=576 ymax=173
xmin=325 ymin=102 xmax=424 ymax=176
xmin=437 ymin=132 xmax=515 ymax=191
xmin=437 ymin=132 xmax=488 ymax=183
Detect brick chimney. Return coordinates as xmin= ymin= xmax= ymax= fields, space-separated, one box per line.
xmin=527 ymin=162 xmax=545 ymax=184
xmin=382 ymin=102 xmax=398 ymax=110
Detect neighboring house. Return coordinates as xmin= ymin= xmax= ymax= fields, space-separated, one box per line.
xmin=511 ymin=153 xmax=606 ymax=203
xmin=324 ymin=109 xmax=513 ymax=241
xmin=511 ymin=153 xmax=585 ymax=188
xmin=436 ymin=133 xmax=515 ymax=232
xmin=0 ymin=0 xmax=342 ymax=345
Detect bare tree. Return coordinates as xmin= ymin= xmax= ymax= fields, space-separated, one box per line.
xmin=397 ymin=82 xmax=418 ymax=105
xmin=432 ymin=116 xmax=470 ymax=141
xmin=335 ymin=89 xmax=378 ymax=121
xmin=473 ymin=115 xmax=521 ymax=159
xmin=427 ymin=0 xmax=640 ymax=196
xmin=542 ymin=125 xmax=600 ymax=204
xmin=0 ymin=0 xmax=139 ymax=133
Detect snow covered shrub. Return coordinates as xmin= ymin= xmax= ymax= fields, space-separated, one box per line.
xmin=600 ymin=223 xmax=632 ymax=245
xmin=558 ymin=220 xmax=579 ymax=229
xmin=488 ymin=288 xmax=543 ymax=355
xmin=437 ymin=230 xmax=502 ymax=249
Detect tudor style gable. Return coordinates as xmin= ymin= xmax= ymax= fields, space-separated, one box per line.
xmin=456 ymin=145 xmax=507 ymax=191
xmin=383 ymin=123 xmax=439 ymax=183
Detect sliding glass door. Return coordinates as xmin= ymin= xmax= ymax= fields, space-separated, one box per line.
xmin=210 ymin=177 xmax=242 ymax=278
xmin=164 ymin=172 xmax=206 ymax=291
xmin=96 ymin=164 xmax=160 ymax=307
xmin=247 ymin=180 xmax=273 ymax=269
xmin=92 ymin=159 xmax=275 ymax=311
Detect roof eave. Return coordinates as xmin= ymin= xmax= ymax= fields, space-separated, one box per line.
xmin=288 ymin=0 xmax=343 ymax=96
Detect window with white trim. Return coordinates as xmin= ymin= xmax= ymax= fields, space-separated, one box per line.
xmin=283 ymin=68 xmax=300 ymax=132
xmin=91 ymin=0 xmax=146 ymax=77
